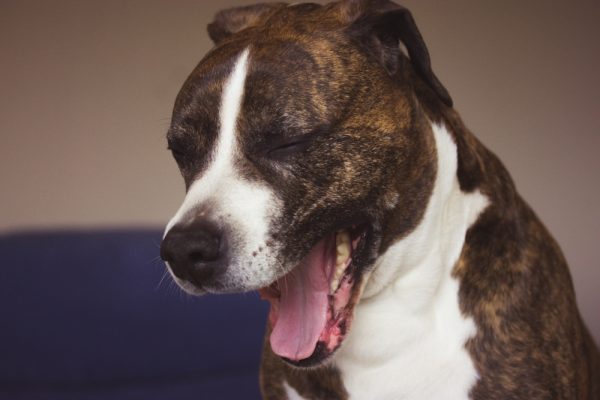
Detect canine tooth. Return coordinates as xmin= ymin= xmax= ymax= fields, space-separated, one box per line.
xmin=337 ymin=242 xmax=349 ymax=256
xmin=336 ymin=230 xmax=350 ymax=245
xmin=336 ymin=250 xmax=349 ymax=266
xmin=336 ymin=231 xmax=351 ymax=265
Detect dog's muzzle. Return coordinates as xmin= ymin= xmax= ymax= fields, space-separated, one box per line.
xmin=160 ymin=220 xmax=228 ymax=288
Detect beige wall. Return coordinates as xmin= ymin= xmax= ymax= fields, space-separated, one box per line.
xmin=1 ymin=1 xmax=598 ymax=343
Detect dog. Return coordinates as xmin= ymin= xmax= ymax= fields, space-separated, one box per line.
xmin=160 ymin=1 xmax=600 ymax=398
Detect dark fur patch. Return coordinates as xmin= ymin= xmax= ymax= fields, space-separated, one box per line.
xmin=446 ymin=126 xmax=600 ymax=398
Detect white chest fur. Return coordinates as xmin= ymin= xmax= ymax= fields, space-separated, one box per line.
xmin=333 ymin=123 xmax=489 ymax=400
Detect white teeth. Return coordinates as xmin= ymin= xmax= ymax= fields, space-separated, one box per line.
xmin=331 ymin=230 xmax=351 ymax=293
xmin=336 ymin=231 xmax=350 ymax=264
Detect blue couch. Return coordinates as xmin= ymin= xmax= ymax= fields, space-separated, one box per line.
xmin=0 ymin=230 xmax=269 ymax=400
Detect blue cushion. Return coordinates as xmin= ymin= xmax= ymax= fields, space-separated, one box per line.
xmin=0 ymin=230 xmax=269 ymax=399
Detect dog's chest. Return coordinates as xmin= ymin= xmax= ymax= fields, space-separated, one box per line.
xmin=284 ymin=277 xmax=480 ymax=400
xmin=333 ymin=280 xmax=479 ymax=400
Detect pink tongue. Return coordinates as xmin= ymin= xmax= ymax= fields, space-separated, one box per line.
xmin=269 ymin=237 xmax=332 ymax=360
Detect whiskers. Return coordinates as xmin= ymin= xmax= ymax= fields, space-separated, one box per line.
xmin=147 ymin=248 xmax=178 ymax=294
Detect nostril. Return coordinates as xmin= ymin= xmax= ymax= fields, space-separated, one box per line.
xmin=187 ymin=231 xmax=221 ymax=264
xmin=189 ymin=246 xmax=219 ymax=264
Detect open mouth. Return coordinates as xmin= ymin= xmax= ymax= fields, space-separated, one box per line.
xmin=258 ymin=224 xmax=370 ymax=367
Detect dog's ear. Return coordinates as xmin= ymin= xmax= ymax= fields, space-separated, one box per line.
xmin=208 ymin=3 xmax=286 ymax=45
xmin=343 ymin=0 xmax=453 ymax=107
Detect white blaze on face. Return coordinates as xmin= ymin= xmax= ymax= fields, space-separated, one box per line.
xmin=165 ymin=47 xmax=282 ymax=292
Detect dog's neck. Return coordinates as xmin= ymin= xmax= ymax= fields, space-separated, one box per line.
xmin=363 ymin=122 xmax=489 ymax=299
xmin=332 ymin=122 xmax=489 ymax=399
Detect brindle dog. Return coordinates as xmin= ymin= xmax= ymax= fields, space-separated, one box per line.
xmin=160 ymin=1 xmax=600 ymax=399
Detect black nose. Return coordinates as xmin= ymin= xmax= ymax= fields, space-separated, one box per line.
xmin=160 ymin=220 xmax=226 ymax=286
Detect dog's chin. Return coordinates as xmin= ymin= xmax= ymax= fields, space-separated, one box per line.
xmin=258 ymin=223 xmax=375 ymax=368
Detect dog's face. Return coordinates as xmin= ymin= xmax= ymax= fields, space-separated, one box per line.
xmin=161 ymin=0 xmax=451 ymax=367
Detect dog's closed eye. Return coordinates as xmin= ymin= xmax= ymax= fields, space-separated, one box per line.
xmin=265 ymin=125 xmax=330 ymax=161
xmin=267 ymin=136 xmax=313 ymax=160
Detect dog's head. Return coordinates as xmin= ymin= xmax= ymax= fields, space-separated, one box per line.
xmin=161 ymin=0 xmax=451 ymax=367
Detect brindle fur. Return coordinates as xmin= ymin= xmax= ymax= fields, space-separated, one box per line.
xmin=167 ymin=0 xmax=600 ymax=398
